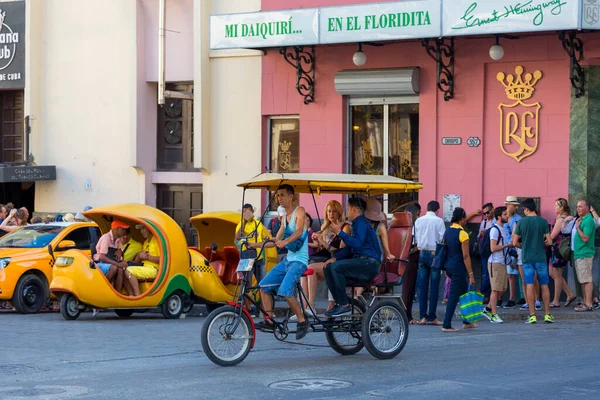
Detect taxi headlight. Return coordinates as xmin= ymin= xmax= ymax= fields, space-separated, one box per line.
xmin=55 ymin=256 xmax=74 ymax=267
xmin=0 ymin=257 xmax=10 ymax=269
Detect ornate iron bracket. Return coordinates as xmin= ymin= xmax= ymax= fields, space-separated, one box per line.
xmin=279 ymin=46 xmax=315 ymax=104
xmin=559 ymin=31 xmax=585 ymax=98
xmin=421 ymin=37 xmax=455 ymax=101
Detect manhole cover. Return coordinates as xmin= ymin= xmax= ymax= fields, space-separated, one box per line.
xmin=269 ymin=379 xmax=353 ymax=391
xmin=0 ymin=385 xmax=89 ymax=400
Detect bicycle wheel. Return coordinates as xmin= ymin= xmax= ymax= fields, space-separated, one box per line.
xmin=201 ymin=306 xmax=253 ymax=367
xmin=361 ymin=299 xmax=409 ymax=360
xmin=325 ymin=297 xmax=365 ymax=356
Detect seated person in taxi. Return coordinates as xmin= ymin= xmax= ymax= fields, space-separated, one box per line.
xmin=123 ymin=224 xmax=160 ymax=296
xmin=116 ymin=228 xmax=143 ymax=262
xmin=93 ymin=220 xmax=129 ymax=291
xmin=322 ymin=198 xmax=383 ymax=317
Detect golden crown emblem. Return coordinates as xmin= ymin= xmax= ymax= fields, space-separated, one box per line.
xmin=496 ymin=66 xmax=542 ymax=101
xmin=279 ymin=140 xmax=291 ymax=152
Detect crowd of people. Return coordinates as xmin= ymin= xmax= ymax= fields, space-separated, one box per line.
xmin=235 ymin=186 xmax=600 ymax=338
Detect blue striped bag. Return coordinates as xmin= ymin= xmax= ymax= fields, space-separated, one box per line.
xmin=459 ymin=285 xmax=484 ymax=323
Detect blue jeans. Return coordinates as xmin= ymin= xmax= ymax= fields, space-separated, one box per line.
xmin=259 ymin=258 xmax=307 ymax=298
xmin=443 ymin=267 xmax=471 ymax=329
xmin=417 ymin=251 xmax=441 ymax=321
xmin=324 ymin=257 xmax=380 ymax=305
xmin=480 ymin=255 xmax=491 ymax=299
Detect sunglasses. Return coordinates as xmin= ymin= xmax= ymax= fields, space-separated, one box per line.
xmin=483 ymin=210 xmax=492 ymax=215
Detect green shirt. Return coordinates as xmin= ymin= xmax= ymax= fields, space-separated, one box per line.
xmin=574 ymin=213 xmax=596 ymax=259
xmin=514 ymin=215 xmax=549 ymax=264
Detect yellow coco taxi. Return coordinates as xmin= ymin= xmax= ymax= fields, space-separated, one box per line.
xmin=50 ymin=204 xmax=194 ymax=320
xmin=189 ymin=211 xmax=277 ymax=311
xmin=0 ymin=222 xmax=99 ymax=313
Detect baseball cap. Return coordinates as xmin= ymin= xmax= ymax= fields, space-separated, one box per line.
xmin=111 ymin=220 xmax=130 ymax=230
xmin=505 ymin=196 xmax=520 ymax=205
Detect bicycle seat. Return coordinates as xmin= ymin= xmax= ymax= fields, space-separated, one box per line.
xmin=302 ymin=268 xmax=314 ymax=277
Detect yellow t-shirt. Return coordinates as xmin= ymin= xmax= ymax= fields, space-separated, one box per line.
xmin=450 ymin=223 xmax=470 ymax=243
xmin=142 ymin=236 xmax=160 ymax=269
xmin=235 ymin=218 xmax=267 ymax=260
xmin=121 ymin=239 xmax=143 ymax=262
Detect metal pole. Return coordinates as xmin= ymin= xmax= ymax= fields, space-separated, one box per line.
xmin=158 ymin=0 xmax=166 ymax=105
xmin=24 ymin=115 xmax=30 ymax=165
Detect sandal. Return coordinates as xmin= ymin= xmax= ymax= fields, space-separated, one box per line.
xmin=564 ymin=296 xmax=577 ymax=307
xmin=427 ymin=319 xmax=443 ymax=326
xmin=409 ymin=319 xmax=419 ymax=325
xmin=549 ymin=303 xmax=560 ymax=308
xmin=442 ymin=327 xmax=459 ymax=332
xmin=574 ymin=305 xmax=593 ymax=312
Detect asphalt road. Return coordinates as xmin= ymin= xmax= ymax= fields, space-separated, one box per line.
xmin=1 ymin=309 xmax=600 ymax=400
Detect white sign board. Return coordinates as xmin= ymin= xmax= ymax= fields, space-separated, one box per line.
xmin=582 ymin=0 xmax=600 ymax=29
xmin=319 ymin=1 xmax=441 ymax=44
xmin=443 ymin=0 xmax=580 ymax=36
xmin=210 ymin=9 xmax=319 ymax=50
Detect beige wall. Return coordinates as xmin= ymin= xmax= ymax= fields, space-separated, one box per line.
xmin=28 ymin=0 xmax=141 ymax=213
xmin=197 ymin=0 xmax=264 ymax=213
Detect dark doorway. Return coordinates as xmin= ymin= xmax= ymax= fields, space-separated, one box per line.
xmin=0 ymin=182 xmax=35 ymax=215
xmin=156 ymin=184 xmax=203 ymax=245
xmin=0 ymin=90 xmax=24 ymax=163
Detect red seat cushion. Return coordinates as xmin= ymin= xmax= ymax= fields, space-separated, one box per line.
xmin=388 ymin=212 xmax=413 ymax=276
xmin=302 ymin=268 xmax=314 ymax=277
xmin=210 ymin=260 xmax=226 ymax=277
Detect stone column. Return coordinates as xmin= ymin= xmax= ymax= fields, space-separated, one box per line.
xmin=568 ymin=66 xmax=600 ymax=298
xmin=569 ymin=66 xmax=600 ymax=210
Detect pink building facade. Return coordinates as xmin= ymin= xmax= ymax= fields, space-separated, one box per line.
xmin=252 ymin=0 xmax=600 ymax=222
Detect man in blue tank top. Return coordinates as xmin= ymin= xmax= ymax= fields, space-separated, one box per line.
xmin=256 ymin=184 xmax=310 ymax=340
xmin=322 ymin=197 xmax=382 ymax=317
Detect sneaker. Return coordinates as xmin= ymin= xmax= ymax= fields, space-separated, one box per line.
xmin=535 ymin=300 xmax=542 ymax=311
xmin=503 ymin=300 xmax=516 ymax=309
xmin=490 ymin=314 xmax=504 ymax=323
xmin=305 ymin=308 xmax=317 ymax=318
xmin=324 ymin=304 xmax=340 ymax=317
xmin=482 ymin=308 xmax=493 ymax=322
xmin=520 ymin=303 xmax=529 ymax=311
xmin=331 ymin=304 xmax=352 ymax=317
xmin=296 ymin=320 xmax=309 ymax=340
xmin=593 ymin=301 xmax=600 ymax=310
xmin=544 ymin=314 xmax=555 ymax=323
xmin=517 ymin=298 xmax=526 ymax=305
xmin=497 ymin=300 xmax=503 ymax=308
xmin=255 ymin=320 xmax=275 ymax=333
xmin=525 ymin=315 xmax=537 ymax=324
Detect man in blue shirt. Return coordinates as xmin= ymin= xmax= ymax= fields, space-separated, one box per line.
xmin=323 ymin=197 xmax=382 ymax=317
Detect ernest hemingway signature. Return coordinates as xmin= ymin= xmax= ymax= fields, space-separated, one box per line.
xmin=452 ymin=0 xmax=567 ymax=30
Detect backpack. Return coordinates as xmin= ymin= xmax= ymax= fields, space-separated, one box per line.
xmin=478 ymin=225 xmax=502 ymax=259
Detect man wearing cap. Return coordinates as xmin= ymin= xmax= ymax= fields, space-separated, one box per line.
xmin=93 ymin=220 xmax=129 ymax=291
xmin=236 ymin=204 xmax=269 ymax=284
xmin=236 ymin=204 xmax=270 ymax=316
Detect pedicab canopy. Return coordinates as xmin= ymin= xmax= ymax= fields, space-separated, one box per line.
xmin=236 ymin=173 xmax=423 ymax=195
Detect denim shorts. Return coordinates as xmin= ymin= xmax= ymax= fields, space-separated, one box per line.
xmin=522 ymin=262 xmax=549 ymax=285
xmin=259 ymin=258 xmax=307 ymax=298
xmin=97 ymin=262 xmax=112 ymax=275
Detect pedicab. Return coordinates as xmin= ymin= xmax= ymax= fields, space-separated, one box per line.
xmin=200 ymin=173 xmax=423 ymax=366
